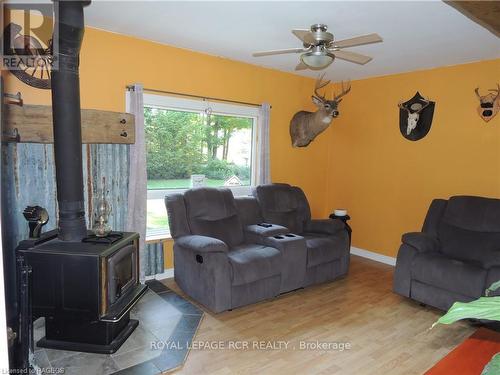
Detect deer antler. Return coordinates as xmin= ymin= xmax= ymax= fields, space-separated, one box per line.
xmin=313 ymin=73 xmax=331 ymax=102
xmin=488 ymin=83 xmax=500 ymax=101
xmin=475 ymin=87 xmax=482 ymax=100
xmin=398 ymin=101 xmax=411 ymax=113
xmin=333 ymin=81 xmax=351 ymax=101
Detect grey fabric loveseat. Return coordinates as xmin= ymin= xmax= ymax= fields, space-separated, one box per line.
xmin=253 ymin=184 xmax=350 ymax=286
xmin=166 ymin=185 xmax=350 ymax=313
xmin=393 ymin=196 xmax=500 ymax=311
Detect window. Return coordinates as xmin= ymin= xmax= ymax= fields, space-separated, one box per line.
xmin=144 ymin=94 xmax=260 ymax=238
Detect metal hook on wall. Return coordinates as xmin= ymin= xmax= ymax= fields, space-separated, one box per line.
xmin=2 ymin=127 xmax=21 ymax=143
xmin=3 ymin=92 xmax=23 ymax=106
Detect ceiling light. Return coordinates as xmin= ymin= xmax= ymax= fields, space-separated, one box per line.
xmin=300 ymin=46 xmax=335 ymax=69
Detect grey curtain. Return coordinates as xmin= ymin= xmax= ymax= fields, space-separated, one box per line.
xmin=145 ymin=242 xmax=165 ymax=275
xmin=126 ymin=84 xmax=163 ymax=280
xmin=257 ymin=103 xmax=271 ymax=185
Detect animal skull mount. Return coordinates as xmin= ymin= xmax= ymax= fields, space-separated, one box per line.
xmin=398 ymin=92 xmax=435 ymax=142
xmin=290 ymin=74 xmax=351 ymax=147
xmin=398 ymin=99 xmax=430 ymax=135
xmin=475 ymin=84 xmax=500 ymax=122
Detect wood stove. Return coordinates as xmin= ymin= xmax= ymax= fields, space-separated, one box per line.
xmin=13 ymin=0 xmax=147 ymax=355
xmin=18 ymin=231 xmax=147 ymax=354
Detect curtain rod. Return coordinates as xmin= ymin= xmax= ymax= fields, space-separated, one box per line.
xmin=126 ymin=85 xmax=270 ymax=109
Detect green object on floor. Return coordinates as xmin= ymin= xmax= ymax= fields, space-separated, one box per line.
xmin=433 ymin=281 xmax=500 ymax=374
xmin=432 ymin=296 xmax=500 ymax=327
xmin=433 ymin=281 xmax=500 ymax=328
xmin=482 ymin=353 xmax=500 ymax=375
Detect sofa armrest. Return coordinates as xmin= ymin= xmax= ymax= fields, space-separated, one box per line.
xmin=243 ymin=223 xmax=289 ymax=244
xmin=176 ymin=235 xmax=228 ymax=254
xmin=245 ymin=223 xmax=289 ymax=236
xmin=394 ymin=233 xmax=438 ymax=297
xmin=401 ymin=232 xmax=439 ymax=253
xmin=304 ymin=219 xmax=345 ymax=235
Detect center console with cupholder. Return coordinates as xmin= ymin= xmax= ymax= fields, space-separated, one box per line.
xmin=263 ymin=233 xmax=307 ymax=293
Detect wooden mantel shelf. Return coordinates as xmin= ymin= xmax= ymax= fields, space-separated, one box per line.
xmin=2 ymin=103 xmax=135 ymax=144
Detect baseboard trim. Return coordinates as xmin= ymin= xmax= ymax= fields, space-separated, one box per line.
xmin=144 ymin=268 xmax=174 ymax=281
xmin=351 ymin=246 xmax=396 ymax=266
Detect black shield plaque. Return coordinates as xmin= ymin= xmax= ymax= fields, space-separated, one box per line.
xmin=399 ymin=92 xmax=435 ymax=141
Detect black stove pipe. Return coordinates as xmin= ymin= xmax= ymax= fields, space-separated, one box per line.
xmin=51 ymin=0 xmax=91 ymax=241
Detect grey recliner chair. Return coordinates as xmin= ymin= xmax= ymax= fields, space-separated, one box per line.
xmin=166 ymin=188 xmax=286 ymax=313
xmin=253 ymin=183 xmax=350 ymax=286
xmin=394 ymin=196 xmax=500 ymax=311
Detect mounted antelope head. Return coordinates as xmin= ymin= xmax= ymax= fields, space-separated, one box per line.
xmin=398 ymin=98 xmax=430 ymax=136
xmin=475 ymin=84 xmax=500 ymax=122
xmin=290 ymin=74 xmax=351 ymax=147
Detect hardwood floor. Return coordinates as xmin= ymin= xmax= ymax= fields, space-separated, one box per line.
xmin=162 ymin=256 xmax=475 ymax=375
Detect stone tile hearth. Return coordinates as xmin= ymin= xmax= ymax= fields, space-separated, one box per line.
xmin=33 ymin=280 xmax=203 ymax=375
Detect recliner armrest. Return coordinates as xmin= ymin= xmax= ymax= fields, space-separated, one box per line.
xmin=304 ymin=219 xmax=345 ymax=235
xmin=176 ymin=235 xmax=228 ymax=253
xmin=243 ymin=224 xmax=289 ymax=244
xmin=401 ymin=232 xmax=440 ymax=253
xmin=244 ymin=224 xmax=289 ymax=237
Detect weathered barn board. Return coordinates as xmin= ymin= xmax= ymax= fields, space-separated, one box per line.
xmin=86 ymin=144 xmax=130 ymax=231
xmin=1 ymin=143 xmax=59 ymax=255
xmin=3 ymin=104 xmax=135 ymax=144
xmin=1 ymin=142 xmax=130 ymax=254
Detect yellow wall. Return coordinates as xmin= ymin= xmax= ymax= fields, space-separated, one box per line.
xmin=4 ymin=20 xmax=499 ymax=266
xmin=3 ymin=26 xmax=328 ymax=269
xmin=325 ymin=59 xmax=500 ymax=258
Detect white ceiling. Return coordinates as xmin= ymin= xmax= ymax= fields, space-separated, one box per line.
xmin=85 ymin=1 xmax=500 ymax=81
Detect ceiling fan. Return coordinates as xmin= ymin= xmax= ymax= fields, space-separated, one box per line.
xmin=252 ymin=24 xmax=383 ymax=71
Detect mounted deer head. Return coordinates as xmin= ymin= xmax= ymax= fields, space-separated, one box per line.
xmin=290 ymin=74 xmax=351 ymax=147
xmin=475 ymin=84 xmax=500 ymax=122
xmin=398 ymin=98 xmax=430 ymax=135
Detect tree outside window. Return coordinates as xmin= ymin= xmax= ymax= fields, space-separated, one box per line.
xmin=145 ymin=106 xmax=254 ymax=235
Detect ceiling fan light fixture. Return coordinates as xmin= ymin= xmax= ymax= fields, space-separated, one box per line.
xmin=253 ymin=24 xmax=381 ymax=70
xmin=300 ymin=48 xmax=335 ymax=69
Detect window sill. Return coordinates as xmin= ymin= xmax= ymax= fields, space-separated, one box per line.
xmin=148 ymin=185 xmax=254 ymax=200
xmin=146 ymin=230 xmax=172 ymax=243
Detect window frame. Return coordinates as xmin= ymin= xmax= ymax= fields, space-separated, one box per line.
xmin=144 ymin=93 xmax=260 ymax=200
xmin=142 ymin=93 xmax=262 ymax=239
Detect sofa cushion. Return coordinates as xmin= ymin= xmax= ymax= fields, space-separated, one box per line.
xmin=185 ymin=187 xmax=238 ymax=220
xmin=234 ymin=196 xmax=263 ymax=226
xmin=303 ymin=233 xmax=347 ymax=268
xmin=254 ymin=184 xmax=308 ymax=233
xmin=443 ymin=196 xmax=500 ymax=233
xmin=411 ymin=252 xmax=487 ymax=298
xmin=227 ymin=244 xmax=281 ymax=286
xmin=437 ymin=196 xmax=500 ymax=263
xmin=184 ymin=188 xmax=245 ymax=247
xmin=438 ymin=221 xmax=500 ymax=263
xmin=165 ymin=194 xmax=190 ymax=239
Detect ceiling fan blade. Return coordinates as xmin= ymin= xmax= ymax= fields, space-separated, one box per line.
xmin=253 ymin=48 xmax=306 ymax=57
xmin=332 ymin=50 xmax=373 ymax=65
xmin=292 ymin=29 xmax=316 ymax=45
xmin=332 ymin=33 xmax=383 ymax=49
xmin=295 ymin=61 xmax=308 ymax=71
